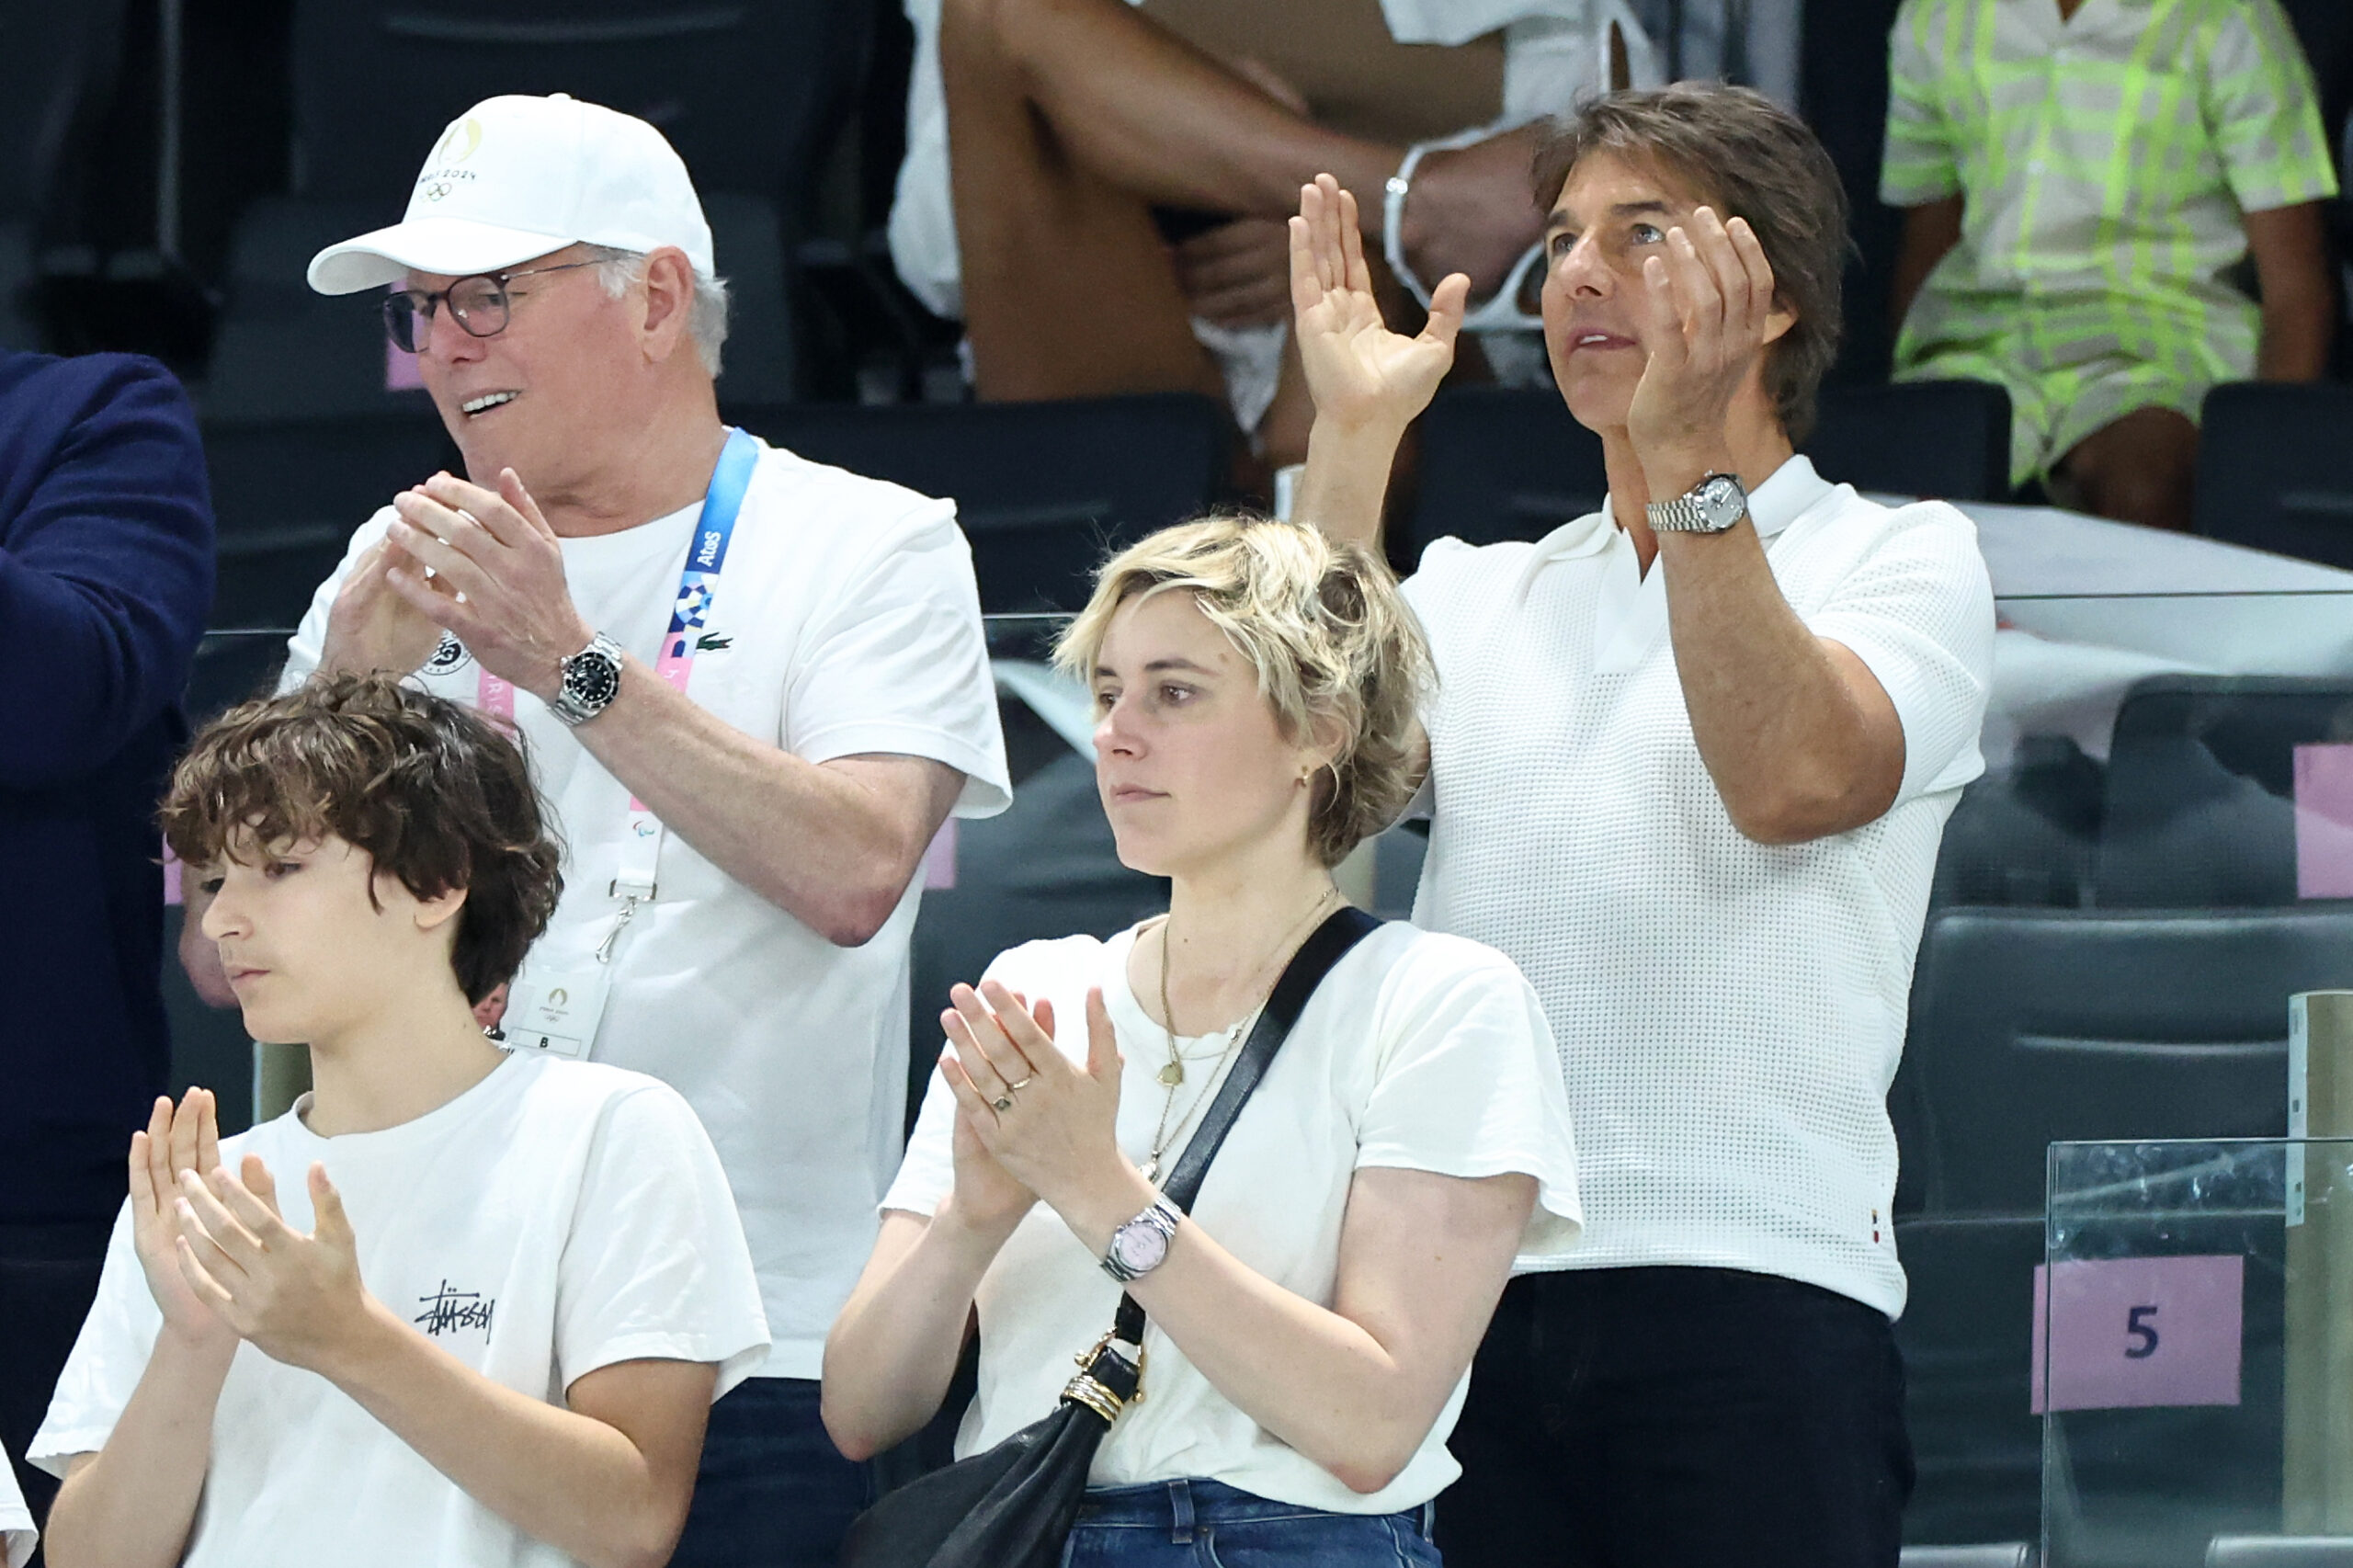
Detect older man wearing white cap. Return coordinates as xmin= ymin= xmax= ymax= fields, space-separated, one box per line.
xmin=263 ymin=93 xmax=1009 ymax=1565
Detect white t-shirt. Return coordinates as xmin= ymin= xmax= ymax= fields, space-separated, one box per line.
xmin=0 ymin=1456 xmax=30 ymax=1568
xmin=279 ymin=437 xmax=1012 ymax=1377
xmin=881 ymin=920 xmax=1583 ymax=1514
xmin=886 ymin=0 xmax=1657 ymax=323
xmin=29 ymin=1053 xmax=768 ymax=1568
xmin=1403 ymin=454 xmax=1995 ymax=1318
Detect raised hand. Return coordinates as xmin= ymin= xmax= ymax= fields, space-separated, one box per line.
xmin=1626 ymin=206 xmax=1786 ymax=481
xmin=1288 ymin=174 xmax=1468 ymax=437
xmin=317 ymin=528 xmax=448 ymax=679
xmin=127 ymin=1090 xmax=236 ymax=1351
xmin=174 ymin=1157 xmax=376 ymax=1376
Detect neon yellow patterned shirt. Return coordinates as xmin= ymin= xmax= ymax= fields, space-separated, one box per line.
xmin=1881 ymin=0 xmax=2338 ymax=481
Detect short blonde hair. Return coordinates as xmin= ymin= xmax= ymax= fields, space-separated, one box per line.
xmin=1054 ymin=514 xmax=1432 ymax=869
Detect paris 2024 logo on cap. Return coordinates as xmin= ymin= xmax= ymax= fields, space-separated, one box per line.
xmin=418 ymin=117 xmax=483 ymax=202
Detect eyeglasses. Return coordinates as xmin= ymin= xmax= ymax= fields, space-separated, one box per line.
xmin=381 ymin=260 xmax=600 ymax=354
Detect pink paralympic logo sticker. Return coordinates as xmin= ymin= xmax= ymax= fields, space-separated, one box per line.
xmin=2030 ymin=1254 xmax=2244 ymax=1414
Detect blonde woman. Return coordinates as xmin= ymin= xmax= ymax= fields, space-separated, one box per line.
xmin=824 ymin=515 xmax=1581 ymax=1563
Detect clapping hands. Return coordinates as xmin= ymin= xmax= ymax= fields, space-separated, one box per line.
xmin=171 ymin=1156 xmax=375 ymax=1377
xmin=382 ymin=469 xmax=595 ymax=702
xmin=127 ymin=1088 xmax=380 ymax=1376
xmin=938 ymin=982 xmax=1127 ymax=1222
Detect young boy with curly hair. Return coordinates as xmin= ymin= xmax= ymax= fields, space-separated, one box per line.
xmin=30 ymin=674 xmax=767 ymax=1568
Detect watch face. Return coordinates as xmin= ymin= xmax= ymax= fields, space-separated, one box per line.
xmin=1110 ymin=1220 xmax=1171 ymax=1275
xmin=564 ymin=653 xmax=621 ymax=710
xmin=1698 ymin=474 xmax=1747 ymax=528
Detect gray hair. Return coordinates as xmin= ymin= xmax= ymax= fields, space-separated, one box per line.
xmin=580 ymin=244 xmax=730 ymax=378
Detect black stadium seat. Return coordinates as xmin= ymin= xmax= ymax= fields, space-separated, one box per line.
xmin=1401 ymin=386 xmax=1608 ymax=572
xmin=1893 ymin=907 xmax=2347 ymax=1215
xmin=1893 ymin=1212 xmax=2046 ymax=1550
xmin=727 ymin=394 xmax=1229 ymax=613
xmin=2096 ymin=676 xmax=2353 ymax=910
xmin=695 ymin=192 xmax=799 ymax=403
xmin=1400 ymin=378 xmax=2010 ymax=574
xmin=206 ymin=199 xmax=440 ymax=424
xmin=0 ymin=0 xmax=127 ymax=349
xmin=201 ymin=412 xmax=459 ymax=630
xmin=2193 ymin=383 xmax=2353 ymax=570
xmin=1928 ymin=736 xmax=2102 ymax=912
xmin=1810 ymin=380 xmax=2011 ymax=503
xmin=286 ymin=0 xmax=869 ymax=210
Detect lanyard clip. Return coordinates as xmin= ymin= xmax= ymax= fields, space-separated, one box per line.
xmin=596 ymin=896 xmax=641 ymax=965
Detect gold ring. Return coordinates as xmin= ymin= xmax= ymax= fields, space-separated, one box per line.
xmin=1006 ymin=1076 xmax=1034 ymax=1092
xmin=992 ymin=1095 xmax=1015 ymax=1112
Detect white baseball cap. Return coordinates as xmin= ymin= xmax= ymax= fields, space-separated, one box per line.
xmin=307 ymin=93 xmax=714 ymax=295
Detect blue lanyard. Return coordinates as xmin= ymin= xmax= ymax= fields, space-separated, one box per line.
xmin=656 ymin=425 xmax=759 ymax=669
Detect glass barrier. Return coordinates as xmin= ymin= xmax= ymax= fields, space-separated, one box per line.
xmin=2042 ymin=1138 xmax=2353 ymax=1568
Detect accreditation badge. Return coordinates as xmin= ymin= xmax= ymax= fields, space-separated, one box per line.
xmin=499 ymin=958 xmax=614 ymax=1060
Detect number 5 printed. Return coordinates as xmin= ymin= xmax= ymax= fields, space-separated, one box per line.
xmin=2125 ymin=1303 xmax=2161 ymax=1359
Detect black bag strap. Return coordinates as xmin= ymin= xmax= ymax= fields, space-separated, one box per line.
xmin=1107 ymin=905 xmax=1382 ymax=1347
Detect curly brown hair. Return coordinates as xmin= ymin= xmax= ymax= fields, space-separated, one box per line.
xmin=161 ymin=674 xmax=563 ymax=1004
xmin=1054 ymin=513 xmax=1433 ymax=869
xmin=1530 ymin=83 xmax=1851 ymax=443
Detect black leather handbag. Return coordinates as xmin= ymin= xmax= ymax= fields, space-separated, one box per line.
xmin=838 ymin=906 xmax=1383 ymax=1568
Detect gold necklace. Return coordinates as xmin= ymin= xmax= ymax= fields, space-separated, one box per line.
xmin=1142 ymin=885 xmax=1341 ymax=1180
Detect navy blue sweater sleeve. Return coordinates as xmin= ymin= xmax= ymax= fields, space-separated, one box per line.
xmin=0 ymin=352 xmax=214 ymax=790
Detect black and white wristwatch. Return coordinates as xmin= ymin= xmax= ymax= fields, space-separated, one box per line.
xmin=1644 ymin=472 xmax=1749 ymax=534
xmin=1100 ymin=1194 xmax=1184 ymax=1283
xmin=548 ymin=631 xmax=625 ymax=726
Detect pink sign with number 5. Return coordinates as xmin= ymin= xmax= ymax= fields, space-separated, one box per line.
xmin=2029 ymin=1255 xmax=2244 ymax=1414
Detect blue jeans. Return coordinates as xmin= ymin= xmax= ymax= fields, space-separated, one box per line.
xmin=1064 ymin=1478 xmax=1442 ymax=1567
xmin=670 ymin=1376 xmax=871 ymax=1568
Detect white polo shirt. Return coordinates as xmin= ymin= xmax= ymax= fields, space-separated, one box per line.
xmin=1402 ymin=454 xmax=1995 ymax=1317
xmin=281 ymin=437 xmax=1012 ymax=1376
